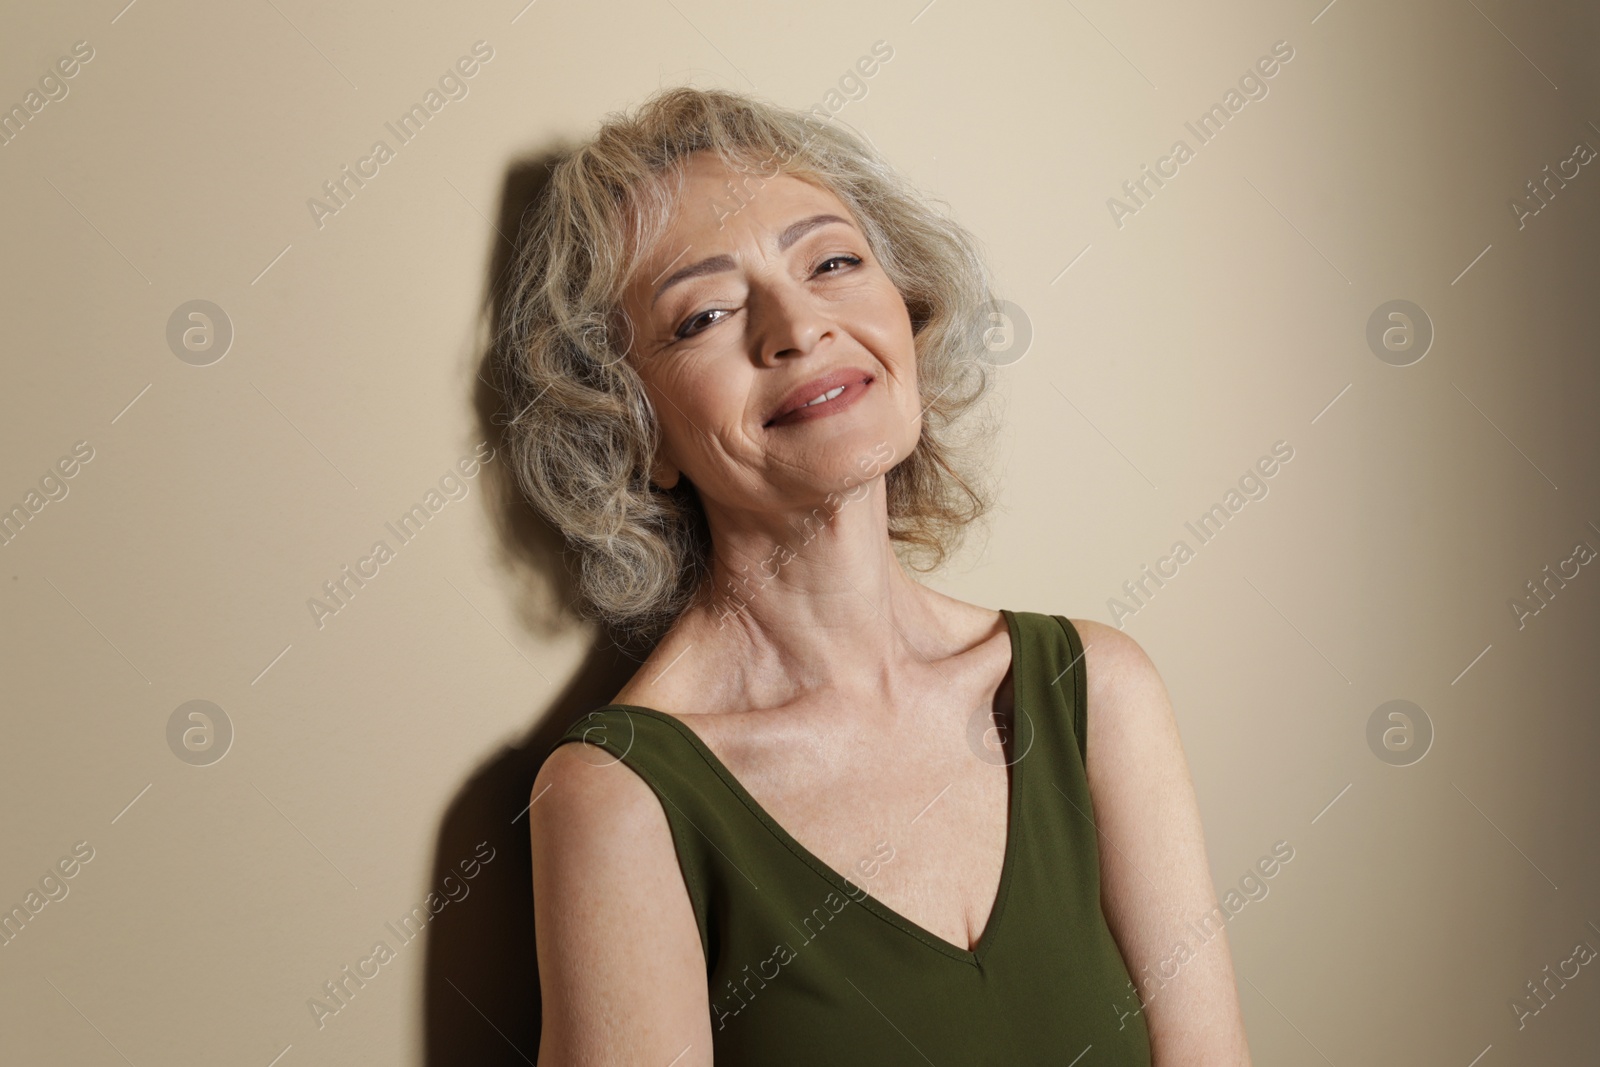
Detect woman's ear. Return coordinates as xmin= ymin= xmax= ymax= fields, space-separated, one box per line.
xmin=650 ymin=457 xmax=681 ymax=491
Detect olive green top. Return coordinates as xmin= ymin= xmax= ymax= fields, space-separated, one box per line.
xmin=550 ymin=609 xmax=1154 ymax=1064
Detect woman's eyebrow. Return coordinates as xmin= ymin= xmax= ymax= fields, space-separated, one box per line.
xmin=649 ymin=213 xmax=855 ymax=308
xmin=775 ymin=212 xmax=854 ymax=252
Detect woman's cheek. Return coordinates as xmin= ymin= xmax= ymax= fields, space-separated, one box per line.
xmin=668 ymin=362 xmax=757 ymax=454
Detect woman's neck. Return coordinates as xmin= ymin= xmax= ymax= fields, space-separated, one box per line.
xmin=654 ymin=480 xmax=958 ymax=713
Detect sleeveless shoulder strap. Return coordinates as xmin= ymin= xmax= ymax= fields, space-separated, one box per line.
xmin=1003 ymin=609 xmax=1108 ymax=932
xmin=1006 ymin=610 xmax=1089 ymax=766
xmin=1049 ymin=613 xmax=1090 ymax=764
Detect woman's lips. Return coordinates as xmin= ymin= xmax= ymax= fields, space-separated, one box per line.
xmin=765 ymin=374 xmax=874 ymax=428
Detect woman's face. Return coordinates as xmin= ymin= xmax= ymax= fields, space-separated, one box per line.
xmin=619 ymin=151 xmax=921 ymax=518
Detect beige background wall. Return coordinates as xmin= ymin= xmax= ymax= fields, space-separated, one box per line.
xmin=3 ymin=0 xmax=1598 ymax=1062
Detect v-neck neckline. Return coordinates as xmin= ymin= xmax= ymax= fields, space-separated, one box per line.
xmin=596 ymin=607 xmax=1028 ymax=967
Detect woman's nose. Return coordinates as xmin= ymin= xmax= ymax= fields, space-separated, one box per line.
xmin=750 ymin=280 xmax=833 ymax=365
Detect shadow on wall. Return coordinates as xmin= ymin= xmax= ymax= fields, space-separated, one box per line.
xmin=420 ymin=149 xmax=661 ymax=1066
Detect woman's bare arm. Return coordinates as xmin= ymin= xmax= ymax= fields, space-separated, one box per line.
xmin=529 ymin=742 xmax=713 ymax=1066
xmin=1074 ymin=619 xmax=1253 ymax=1066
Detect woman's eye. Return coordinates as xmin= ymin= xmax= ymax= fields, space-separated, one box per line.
xmin=675 ymin=308 xmax=730 ymax=340
xmin=816 ymin=254 xmax=862 ymax=274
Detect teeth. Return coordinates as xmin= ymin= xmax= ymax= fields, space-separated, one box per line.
xmin=803 ymin=386 xmax=846 ymax=408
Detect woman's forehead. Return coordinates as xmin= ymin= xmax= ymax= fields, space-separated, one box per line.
xmin=630 ymin=161 xmax=849 ymax=279
xmin=681 ymin=157 xmax=839 ymax=227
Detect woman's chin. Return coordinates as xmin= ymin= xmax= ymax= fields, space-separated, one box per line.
xmin=774 ymin=442 xmax=902 ymax=508
xmin=774 ymin=418 xmax=912 ymax=468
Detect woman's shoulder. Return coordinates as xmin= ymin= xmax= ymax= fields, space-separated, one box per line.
xmin=1052 ymin=616 xmax=1181 ymax=774
xmin=528 ymin=737 xmax=679 ymax=927
xmin=1053 ymin=616 xmax=1164 ymax=689
xmin=528 ymin=731 xmax=711 ymax=1056
xmin=1021 ymin=613 xmax=1173 ymax=741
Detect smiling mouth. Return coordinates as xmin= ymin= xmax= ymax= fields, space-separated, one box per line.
xmin=797 ymin=384 xmax=846 ymax=410
xmin=764 ymin=373 xmax=875 ymax=428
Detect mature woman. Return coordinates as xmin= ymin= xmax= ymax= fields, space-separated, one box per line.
xmin=506 ymin=87 xmax=1251 ymax=1064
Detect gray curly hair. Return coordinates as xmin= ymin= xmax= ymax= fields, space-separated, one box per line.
xmin=496 ymin=85 xmax=1001 ymax=638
